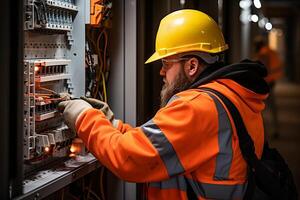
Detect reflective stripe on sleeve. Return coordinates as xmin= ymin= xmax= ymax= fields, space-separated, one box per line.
xmin=187 ymin=178 xmax=247 ymax=199
xmin=141 ymin=119 xmax=185 ymax=177
xmin=207 ymin=93 xmax=233 ymax=180
xmin=149 ymin=175 xmax=187 ymax=191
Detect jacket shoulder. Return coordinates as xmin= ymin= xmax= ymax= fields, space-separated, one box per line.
xmin=166 ymin=89 xmax=214 ymax=107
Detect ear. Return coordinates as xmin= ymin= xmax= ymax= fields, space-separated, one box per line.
xmin=184 ymin=57 xmax=200 ymax=78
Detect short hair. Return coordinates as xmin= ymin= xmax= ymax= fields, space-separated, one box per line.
xmin=181 ymin=51 xmax=224 ymax=65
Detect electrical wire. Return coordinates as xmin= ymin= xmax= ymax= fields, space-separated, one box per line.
xmin=101 ymin=72 xmax=107 ymax=103
xmin=36 ymin=86 xmax=58 ymax=95
xmin=87 ymin=27 xmax=98 ymax=52
xmin=34 ymin=93 xmax=51 ymax=96
xmin=94 ymin=29 xmax=105 ymax=99
xmin=86 ymin=177 xmax=93 ymax=200
xmin=85 ymin=1 xmax=111 ymax=101
xmin=98 ymin=30 xmax=108 ymax=101
xmin=81 ymin=172 xmax=103 ymax=200
xmin=34 ymin=93 xmax=64 ymax=101
xmin=88 ymin=190 xmax=101 ymax=200
xmin=61 ymin=188 xmax=65 ymax=200
xmin=41 ymin=97 xmax=64 ymax=101
xmin=99 ymin=167 xmax=106 ymax=200
xmin=103 ymin=30 xmax=108 ymax=73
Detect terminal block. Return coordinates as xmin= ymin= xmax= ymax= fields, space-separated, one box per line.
xmin=35 ymin=102 xmax=58 ymax=121
xmin=23 ymin=59 xmax=72 ymax=160
xmin=24 ymin=0 xmax=78 ymax=31
xmin=33 ymin=59 xmax=71 ymax=82
xmin=35 ymin=126 xmax=76 ymax=157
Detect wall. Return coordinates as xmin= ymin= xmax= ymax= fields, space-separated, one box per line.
xmin=107 ymin=0 xmax=137 ymax=199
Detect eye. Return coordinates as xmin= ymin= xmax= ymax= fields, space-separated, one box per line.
xmin=161 ymin=60 xmax=172 ymax=70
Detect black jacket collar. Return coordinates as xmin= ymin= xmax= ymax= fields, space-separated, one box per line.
xmin=190 ymin=59 xmax=269 ymax=95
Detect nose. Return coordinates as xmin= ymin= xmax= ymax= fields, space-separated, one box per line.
xmin=160 ymin=67 xmax=166 ymax=76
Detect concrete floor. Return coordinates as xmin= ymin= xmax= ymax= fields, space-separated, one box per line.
xmin=262 ymin=81 xmax=300 ymax=195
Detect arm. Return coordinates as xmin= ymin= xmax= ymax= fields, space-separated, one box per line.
xmin=76 ymin=109 xmax=169 ymax=182
xmin=76 ymin=94 xmax=217 ymax=182
xmin=115 ymin=120 xmax=134 ymax=133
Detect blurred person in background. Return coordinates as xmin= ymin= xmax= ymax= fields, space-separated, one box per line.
xmin=254 ymin=35 xmax=284 ymax=139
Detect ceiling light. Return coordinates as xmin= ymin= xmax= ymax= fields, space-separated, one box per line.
xmin=251 ymin=14 xmax=259 ymax=22
xmin=265 ymin=22 xmax=272 ymax=30
xmin=239 ymin=0 xmax=252 ymax=9
xmin=254 ymin=0 xmax=262 ymax=9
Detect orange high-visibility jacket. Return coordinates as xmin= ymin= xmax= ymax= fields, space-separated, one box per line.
xmin=257 ymin=46 xmax=283 ymax=83
xmin=76 ymin=79 xmax=267 ymax=200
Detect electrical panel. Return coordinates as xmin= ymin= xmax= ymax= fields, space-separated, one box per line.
xmin=9 ymin=0 xmax=138 ymax=199
xmin=23 ymin=0 xmax=85 ymax=174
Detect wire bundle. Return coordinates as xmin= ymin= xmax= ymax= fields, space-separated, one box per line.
xmin=85 ymin=1 xmax=112 ymax=102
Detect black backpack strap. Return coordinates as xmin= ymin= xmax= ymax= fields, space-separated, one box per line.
xmin=186 ymin=179 xmax=198 ymax=200
xmin=200 ymin=87 xmax=259 ymax=199
xmin=199 ymin=87 xmax=259 ymax=167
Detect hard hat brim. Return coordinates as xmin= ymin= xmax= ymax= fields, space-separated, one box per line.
xmin=145 ymin=52 xmax=179 ymax=64
xmin=145 ymin=52 xmax=161 ymax=64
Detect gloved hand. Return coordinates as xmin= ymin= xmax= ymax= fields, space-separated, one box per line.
xmin=80 ymin=96 xmax=119 ymax=128
xmin=80 ymin=96 xmax=114 ymax=121
xmin=59 ymin=92 xmax=72 ymax=100
xmin=58 ymin=100 xmax=92 ymax=132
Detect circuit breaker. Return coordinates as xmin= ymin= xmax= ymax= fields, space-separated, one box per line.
xmin=23 ymin=0 xmax=85 ymax=173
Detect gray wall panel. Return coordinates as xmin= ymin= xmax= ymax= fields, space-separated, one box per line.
xmin=69 ymin=0 xmax=85 ymax=97
xmin=108 ymin=0 xmax=125 ymax=120
xmin=107 ymin=0 xmax=138 ymax=199
xmin=124 ymin=0 xmax=137 ymax=127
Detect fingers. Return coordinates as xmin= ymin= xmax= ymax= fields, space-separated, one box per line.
xmin=80 ymin=96 xmax=98 ymax=105
xmin=80 ymin=96 xmax=89 ymax=101
xmin=59 ymin=92 xmax=72 ymax=100
xmin=58 ymin=100 xmax=93 ymax=133
xmin=57 ymin=101 xmax=69 ymax=112
xmin=79 ymin=97 xmax=114 ymax=122
xmin=80 ymin=96 xmax=105 ymax=109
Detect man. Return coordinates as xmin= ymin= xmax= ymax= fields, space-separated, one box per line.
xmin=254 ymin=36 xmax=283 ymax=84
xmin=254 ymin=36 xmax=283 ymax=139
xmin=59 ymin=10 xmax=269 ymax=199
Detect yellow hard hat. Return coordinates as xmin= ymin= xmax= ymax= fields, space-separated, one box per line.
xmin=145 ymin=9 xmax=228 ymax=64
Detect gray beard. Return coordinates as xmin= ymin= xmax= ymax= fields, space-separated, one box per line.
xmin=160 ymin=70 xmax=191 ymax=108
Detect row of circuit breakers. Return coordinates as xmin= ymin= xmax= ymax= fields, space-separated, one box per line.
xmin=23 ymin=0 xmax=82 ymax=172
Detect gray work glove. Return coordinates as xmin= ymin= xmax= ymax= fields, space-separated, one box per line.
xmin=59 ymin=92 xmax=72 ymax=100
xmin=80 ymin=96 xmax=119 ymax=128
xmin=58 ymin=100 xmax=92 ymax=132
xmin=80 ymin=97 xmax=114 ymax=121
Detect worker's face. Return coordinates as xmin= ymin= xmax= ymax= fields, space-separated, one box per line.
xmin=160 ymin=56 xmax=191 ymax=107
xmin=160 ymin=56 xmax=188 ymax=85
